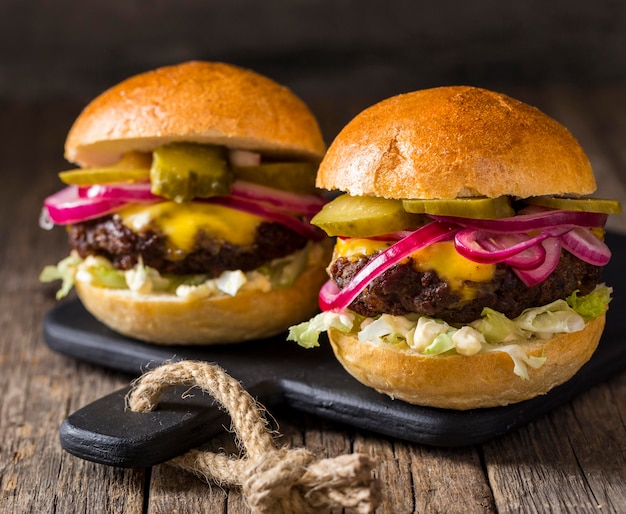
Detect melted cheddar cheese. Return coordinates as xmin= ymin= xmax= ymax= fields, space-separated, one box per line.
xmin=411 ymin=240 xmax=494 ymax=284
xmin=118 ymin=202 xmax=263 ymax=255
xmin=333 ymin=237 xmax=495 ymax=296
xmin=332 ymin=237 xmax=392 ymax=261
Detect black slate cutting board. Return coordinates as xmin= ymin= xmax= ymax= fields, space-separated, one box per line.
xmin=45 ymin=232 xmax=626 ymax=467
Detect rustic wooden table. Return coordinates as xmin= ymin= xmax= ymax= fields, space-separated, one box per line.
xmin=1 ymin=85 xmax=626 ymax=513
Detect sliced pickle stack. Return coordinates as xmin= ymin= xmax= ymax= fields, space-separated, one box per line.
xmin=150 ymin=143 xmax=233 ymax=202
xmin=312 ymin=191 xmax=621 ymax=240
xmin=525 ymin=196 xmax=622 ymax=214
xmin=232 ymin=162 xmax=318 ymax=194
xmin=58 ymin=144 xmax=320 ymax=201
xmin=402 ymin=196 xmax=514 ymax=219
xmin=311 ymin=194 xmax=428 ymax=237
xmin=312 ymin=195 xmax=518 ymax=238
xmin=59 ymin=152 xmax=152 ymax=185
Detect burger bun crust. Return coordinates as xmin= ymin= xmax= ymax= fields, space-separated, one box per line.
xmin=65 ymin=61 xmax=326 ymax=167
xmin=316 ymin=86 xmax=596 ymax=199
xmin=327 ymin=314 xmax=605 ymax=409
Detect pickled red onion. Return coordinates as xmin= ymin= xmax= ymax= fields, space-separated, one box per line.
xmin=513 ymin=237 xmax=562 ymax=286
xmin=319 ymin=221 xmax=459 ymax=311
xmin=229 ymin=149 xmax=261 ymax=167
xmin=209 ymin=196 xmax=326 ymax=241
xmin=49 ymin=180 xmax=326 ymax=240
xmin=77 ymin=180 xmax=325 ymax=216
xmin=42 ymin=186 xmax=128 ymax=226
xmin=230 ymin=180 xmax=326 ymax=216
xmin=432 ymin=210 xmax=608 ymax=233
xmin=79 ymin=182 xmax=159 ymax=202
xmin=503 ymin=243 xmax=546 ymax=270
xmin=454 ymin=226 xmax=571 ymax=264
xmin=561 ymin=227 xmax=611 ymax=265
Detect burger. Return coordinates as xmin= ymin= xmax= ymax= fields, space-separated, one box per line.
xmin=40 ymin=61 xmax=332 ymax=345
xmin=288 ymin=86 xmax=620 ymax=409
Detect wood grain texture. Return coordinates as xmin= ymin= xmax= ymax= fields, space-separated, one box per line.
xmin=1 ymin=87 xmax=626 ymax=513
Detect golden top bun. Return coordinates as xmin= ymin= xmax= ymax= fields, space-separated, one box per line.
xmin=74 ymin=261 xmax=330 ymax=345
xmin=327 ymin=314 xmax=605 ymax=410
xmin=317 ymin=86 xmax=596 ymax=199
xmin=65 ymin=61 xmax=326 ymax=167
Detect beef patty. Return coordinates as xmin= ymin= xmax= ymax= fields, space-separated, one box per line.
xmin=330 ymin=250 xmax=602 ymax=324
xmin=68 ymin=215 xmax=308 ymax=277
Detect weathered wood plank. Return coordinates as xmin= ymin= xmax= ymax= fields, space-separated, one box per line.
xmin=0 ymin=101 xmax=146 ymax=514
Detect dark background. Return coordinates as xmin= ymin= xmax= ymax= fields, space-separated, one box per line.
xmin=2 ymin=0 xmax=626 ymax=142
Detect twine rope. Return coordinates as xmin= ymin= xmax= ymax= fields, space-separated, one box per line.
xmin=127 ymin=360 xmax=381 ymax=513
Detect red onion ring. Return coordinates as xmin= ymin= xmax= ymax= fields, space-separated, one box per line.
xmin=79 ymin=182 xmax=159 ymax=202
xmin=53 ymin=181 xmax=325 ymax=241
xmin=503 ymin=243 xmax=546 ymax=270
xmin=454 ymin=226 xmax=571 ymax=264
xmin=42 ymin=186 xmax=128 ymax=225
xmin=230 ymin=180 xmax=327 ymax=216
xmin=319 ymin=221 xmax=459 ymax=311
xmin=432 ymin=209 xmax=608 ymax=233
xmin=561 ymin=227 xmax=611 ymax=265
xmin=513 ymin=237 xmax=562 ymax=286
xmin=208 ymin=196 xmax=326 ymax=241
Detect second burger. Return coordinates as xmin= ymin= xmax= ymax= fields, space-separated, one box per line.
xmin=289 ymin=86 xmax=620 ymax=410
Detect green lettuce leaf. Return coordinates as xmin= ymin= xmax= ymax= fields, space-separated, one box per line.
xmin=258 ymin=245 xmax=309 ymax=289
xmin=287 ymin=311 xmax=356 ymax=349
xmin=85 ymin=262 xmax=129 ymax=290
xmin=567 ymin=284 xmax=613 ymax=321
xmin=39 ymin=255 xmax=81 ymax=299
xmin=472 ymin=307 xmax=528 ymax=344
xmin=515 ymin=299 xmax=585 ymax=334
xmin=423 ymin=333 xmax=456 ymax=355
xmin=357 ymin=314 xmax=416 ymax=346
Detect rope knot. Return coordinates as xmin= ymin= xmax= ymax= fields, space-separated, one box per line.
xmin=243 ymin=447 xmax=314 ymax=513
xmin=127 ymin=361 xmax=381 ymax=514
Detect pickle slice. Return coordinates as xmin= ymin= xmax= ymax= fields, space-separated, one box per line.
xmin=150 ymin=143 xmax=233 ymax=202
xmin=525 ymin=196 xmax=622 ymax=214
xmin=59 ymin=152 xmax=152 ymax=185
xmin=402 ymin=196 xmax=514 ymax=219
xmin=232 ymin=162 xmax=318 ymax=194
xmin=59 ymin=168 xmax=150 ymax=185
xmin=311 ymin=194 xmax=428 ymax=237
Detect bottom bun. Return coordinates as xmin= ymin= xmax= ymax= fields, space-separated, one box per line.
xmin=75 ymin=264 xmax=330 ymax=345
xmin=328 ymin=314 xmax=605 ymax=410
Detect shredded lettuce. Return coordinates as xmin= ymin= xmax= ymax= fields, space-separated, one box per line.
xmin=484 ymin=344 xmax=547 ymax=380
xmin=411 ymin=317 xmax=450 ymax=351
xmin=39 ymin=254 xmax=82 ymax=299
xmin=40 ymin=243 xmax=319 ymax=300
xmin=289 ymin=285 xmax=613 ymax=380
xmin=358 ymin=314 xmax=415 ymax=346
xmin=125 ymin=258 xmax=171 ymax=293
xmin=471 ymin=307 xmax=527 ymax=344
xmin=287 ymin=311 xmax=356 ymax=349
xmin=515 ymin=299 xmax=585 ymax=335
xmin=423 ymin=333 xmax=456 ymax=355
xmin=567 ymin=284 xmax=612 ymax=320
xmin=84 ymin=263 xmax=128 ymax=290
xmin=258 ymin=245 xmax=309 ymax=289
